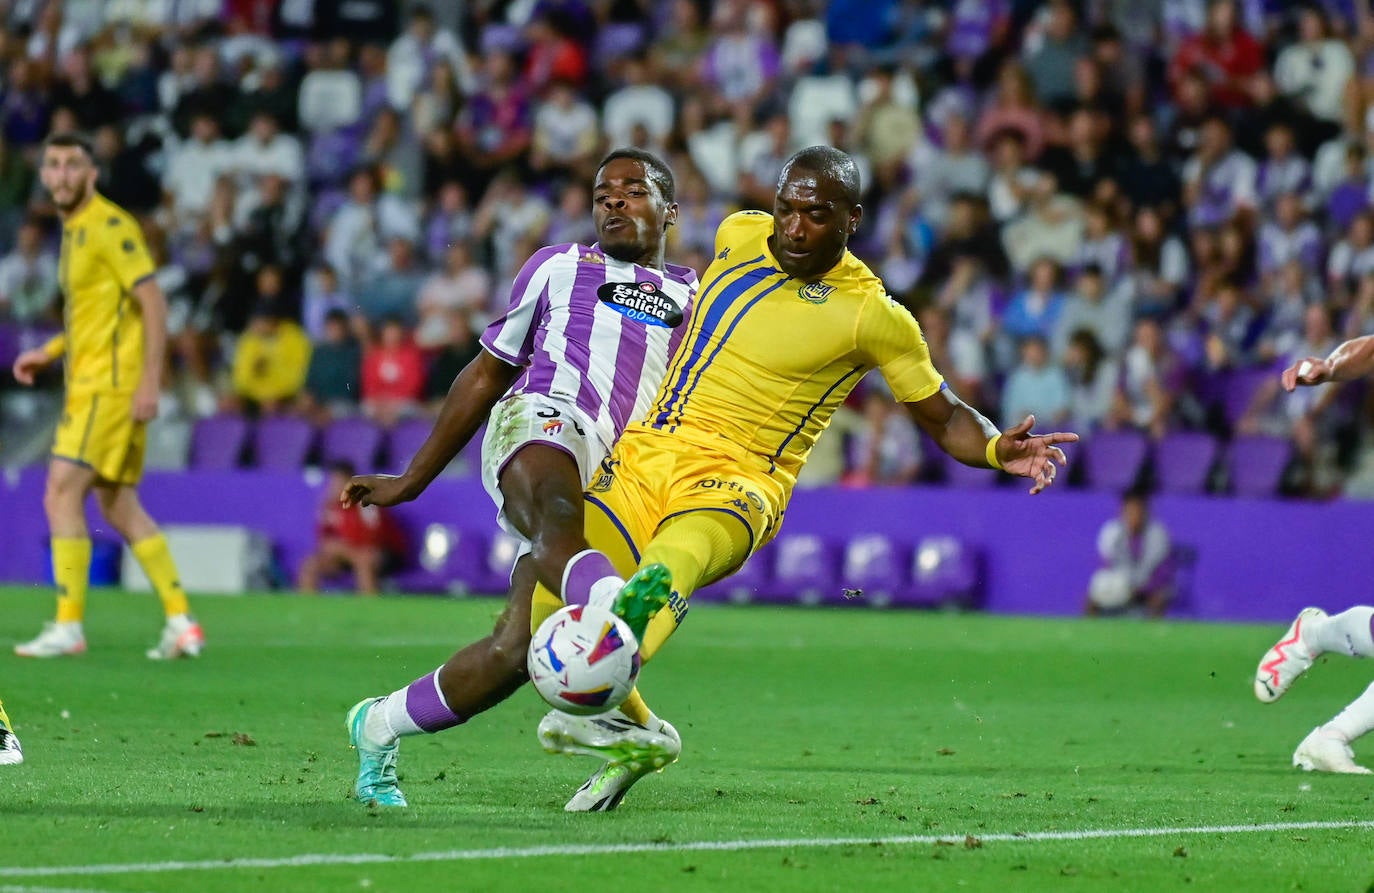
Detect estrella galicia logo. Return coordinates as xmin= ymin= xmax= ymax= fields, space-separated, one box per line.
xmin=798 ymin=281 xmax=834 ymax=304
xmin=597 ymin=280 xmax=684 ymax=328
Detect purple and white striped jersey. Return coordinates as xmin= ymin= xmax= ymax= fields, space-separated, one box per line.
xmin=481 ymin=242 xmax=698 ymax=449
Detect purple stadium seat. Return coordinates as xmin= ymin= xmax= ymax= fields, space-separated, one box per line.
xmin=389 ymin=523 xmax=487 ymax=594
xmin=1221 ymin=367 xmax=1277 ymax=429
xmin=1228 ymin=434 xmax=1292 ymax=497
xmin=909 ymin=535 xmax=981 ymax=608
xmin=385 ymin=418 xmax=433 ymax=473
xmin=759 ymin=534 xmax=838 ymax=605
xmin=189 ymin=414 xmax=249 ymax=470
xmin=1154 ymin=431 xmax=1219 ymax=495
xmin=1081 ymin=430 xmax=1150 ymax=492
xmin=840 ymin=533 xmax=908 ymax=607
xmin=252 ymin=416 xmax=316 ymax=470
xmin=319 ymin=416 xmax=384 ymax=472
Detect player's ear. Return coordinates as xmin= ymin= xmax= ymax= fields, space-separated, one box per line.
xmin=664 ymin=202 xmax=679 ymax=230
xmin=848 ymin=203 xmax=863 ymax=235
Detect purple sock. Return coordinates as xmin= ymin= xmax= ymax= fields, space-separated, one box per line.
xmin=403 ymin=670 xmax=465 ymax=733
xmin=562 ymin=549 xmax=617 ymax=606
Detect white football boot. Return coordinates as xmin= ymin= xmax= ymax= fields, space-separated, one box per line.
xmin=0 ymin=702 xmax=22 ymax=766
xmin=1254 ymin=607 xmax=1326 ymax=703
xmin=146 ymin=615 xmax=205 ymax=660
xmin=538 ymin=709 xmax=681 ymax=812
xmin=14 ymin=621 xmax=86 ymax=658
xmin=1293 ymin=726 xmax=1372 ymax=774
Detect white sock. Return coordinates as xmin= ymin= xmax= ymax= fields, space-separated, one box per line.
xmin=1325 ymin=682 xmax=1374 ymax=743
xmin=588 ymin=575 xmax=625 ymax=611
xmin=1308 ymin=607 xmax=1374 ymax=658
xmin=363 ymin=691 xmax=424 ymax=747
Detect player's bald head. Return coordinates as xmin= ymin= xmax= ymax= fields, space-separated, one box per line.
xmin=777 ymin=146 xmax=861 ymax=209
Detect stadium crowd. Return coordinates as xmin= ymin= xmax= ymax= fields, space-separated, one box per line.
xmin=2 ymin=0 xmax=1373 ymax=496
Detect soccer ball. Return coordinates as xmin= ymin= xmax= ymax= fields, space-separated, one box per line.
xmin=527 ymin=604 xmax=641 ymax=716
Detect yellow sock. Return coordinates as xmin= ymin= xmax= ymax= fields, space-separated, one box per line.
xmin=131 ymin=534 xmax=190 ymax=618
xmin=0 ymin=699 xmax=11 ymax=730
xmin=52 ymin=537 xmax=92 ymax=624
xmin=619 ymin=511 xmax=753 ymax=726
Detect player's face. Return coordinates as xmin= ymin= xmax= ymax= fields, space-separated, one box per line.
xmin=592 ymin=158 xmax=676 ymax=264
xmin=770 ymin=170 xmax=861 ymax=281
xmin=40 ymin=145 xmax=96 ymax=214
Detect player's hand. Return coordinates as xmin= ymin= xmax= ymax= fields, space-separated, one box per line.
xmin=132 ymin=381 xmax=160 ymax=422
xmin=12 ymin=348 xmax=51 ymax=386
xmin=996 ymin=414 xmax=1078 ymax=495
xmin=1281 ymin=357 xmax=1330 ymax=392
xmin=341 ymin=473 xmax=415 ymax=508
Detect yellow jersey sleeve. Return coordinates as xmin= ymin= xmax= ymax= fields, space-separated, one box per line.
xmin=855 ymin=292 xmax=945 ymax=403
xmin=713 ymin=210 xmax=772 ymax=258
xmin=97 ymin=213 xmax=156 ymax=293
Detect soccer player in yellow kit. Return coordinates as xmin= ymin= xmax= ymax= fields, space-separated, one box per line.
xmin=0 ymin=699 xmax=21 ymax=765
xmin=534 ymin=147 xmax=1078 ymax=811
xmin=10 ymin=133 xmax=204 ymax=660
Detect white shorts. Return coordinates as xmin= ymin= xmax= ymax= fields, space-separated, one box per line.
xmin=480 ymin=393 xmax=610 ymax=544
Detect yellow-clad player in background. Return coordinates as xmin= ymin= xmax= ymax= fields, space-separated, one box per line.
xmin=533 ymin=147 xmax=1077 ymax=811
xmin=10 ymin=132 xmax=204 ymax=660
xmin=0 ymin=699 xmax=21 ymax=765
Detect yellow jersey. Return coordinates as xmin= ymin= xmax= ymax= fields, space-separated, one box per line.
xmin=640 ymin=211 xmax=944 ymax=489
xmin=43 ymin=192 xmax=156 ymax=395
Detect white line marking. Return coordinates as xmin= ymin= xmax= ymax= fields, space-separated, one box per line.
xmin=1 ymin=820 xmax=1370 ymax=878
xmin=1 ymin=885 xmax=153 ymax=893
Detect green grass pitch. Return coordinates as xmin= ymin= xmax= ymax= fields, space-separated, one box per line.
xmin=1 ymin=585 xmax=1372 ymax=891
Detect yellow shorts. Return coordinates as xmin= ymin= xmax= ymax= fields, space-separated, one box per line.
xmin=52 ymin=391 xmax=146 ymax=485
xmin=584 ymin=426 xmax=787 ymax=568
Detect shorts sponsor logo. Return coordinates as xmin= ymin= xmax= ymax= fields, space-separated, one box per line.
xmin=596 ymin=281 xmax=684 ymax=328
xmin=727 ymin=497 xmax=752 ymax=515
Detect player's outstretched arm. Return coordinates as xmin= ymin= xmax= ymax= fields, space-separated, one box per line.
xmin=131 ymin=277 xmax=169 ymax=422
xmin=1282 ymin=334 xmax=1374 ymax=391
xmin=342 ymin=349 xmax=520 ymax=508
xmin=905 ymin=390 xmax=1077 ymax=494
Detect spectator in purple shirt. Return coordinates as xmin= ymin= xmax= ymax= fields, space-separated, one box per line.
xmin=700 ymin=2 xmax=780 ymax=121
xmin=1255 ymin=123 xmax=1311 ymax=214
xmin=1325 ymin=144 xmax=1370 ymax=234
xmin=1258 ymin=192 xmax=1323 ymax=283
xmin=456 ymin=51 xmax=532 ymax=197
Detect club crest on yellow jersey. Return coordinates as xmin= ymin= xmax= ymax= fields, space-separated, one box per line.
xmin=798 ymin=281 xmax=834 ymax=304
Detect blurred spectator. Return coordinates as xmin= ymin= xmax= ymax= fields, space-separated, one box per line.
xmin=651 ymin=0 xmax=711 ymax=92
xmin=230 ymin=112 xmax=305 ymax=189
xmin=542 ymin=182 xmax=599 ymax=249
xmin=1024 ymin=0 xmax=1088 ymax=109
xmin=424 ymin=180 xmax=475 ymax=262
xmin=172 ymin=46 xmax=240 ymax=139
xmin=1040 ymin=108 xmax=1121 ymax=201
xmin=0 ymin=218 xmax=57 ymax=323
xmin=1086 ymin=489 xmax=1174 ymax=618
xmin=844 ymin=389 xmax=922 ymax=487
xmin=386 ymin=4 xmax=473 ymax=113
xmin=227 ymin=302 xmax=312 ymax=416
xmin=1055 ymin=264 xmax=1132 ymax=358
xmin=985 ymin=130 xmax=1037 ymax=225
xmin=523 ymin=13 xmax=589 ymax=93
xmin=298 ymin=40 xmax=363 ymax=134
xmin=1120 ymin=115 xmax=1182 ymax=218
xmin=1258 ymin=192 xmax=1322 ymax=282
xmin=1255 ymin=123 xmax=1311 ymax=213
xmin=162 ymin=113 xmax=232 ymax=234
xmin=1182 ymin=116 xmax=1257 ymax=229
xmin=302 ymin=266 xmax=353 ymax=341
xmin=360 ymin=108 xmax=423 ymax=200
xmin=1275 ymin=7 xmax=1354 ymax=127
xmin=325 ymin=166 xmax=419 ymax=290
xmin=2 ymin=59 xmax=51 ymax=147
xmin=1064 ymin=329 xmax=1116 ymax=432
xmin=297 ymin=460 xmax=406 ymax=596
xmin=361 ymin=317 xmax=426 ymax=427
xmin=416 ymin=243 xmax=492 ymax=347
xmin=530 ymin=81 xmax=600 ymax=183
xmin=1002 ymin=335 xmax=1070 ymax=428
xmin=917 ymin=112 xmax=989 ymax=230
xmin=1326 ymin=211 xmax=1374 ymax=306
xmin=852 ymin=65 xmax=922 ymax=188
xmin=51 ymin=48 xmax=122 ymax=132
xmin=1002 ymin=172 xmax=1084 ymax=273
xmin=357 ymin=238 xmax=425 ymax=326
xmin=1111 ymin=317 xmax=1186 ymax=438
xmin=1076 ymin=203 xmax=1128 ymax=283
xmin=1200 ymin=279 xmax=1259 ymax=371
xmin=1169 ymin=0 xmax=1264 ymax=110
xmin=423 ymin=309 xmax=482 ymax=410
xmin=1127 ymin=206 xmax=1190 ymax=317
xmin=1326 ymin=143 xmax=1370 ymax=233
xmin=300 ymin=308 xmax=362 ymax=422
xmin=701 ymin=1 xmax=780 ymax=122
xmin=976 ymin=63 xmax=1045 ymax=158
xmin=738 ymin=112 xmax=795 ymax=211
xmin=93 ymin=124 xmax=160 ymax=214
xmin=602 ymin=55 xmax=675 ymax=152
xmin=455 ymin=51 xmax=533 ymax=197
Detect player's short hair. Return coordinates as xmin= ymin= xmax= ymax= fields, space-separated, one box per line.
xmin=779 ymin=146 xmax=862 ymax=208
xmin=42 ymin=131 xmax=94 ymax=160
xmin=597 ymin=148 xmax=675 ymax=204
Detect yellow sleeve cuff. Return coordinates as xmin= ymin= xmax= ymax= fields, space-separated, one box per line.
xmin=42 ymin=334 xmax=66 ymax=360
xmin=985 ymin=434 xmax=1003 ymax=470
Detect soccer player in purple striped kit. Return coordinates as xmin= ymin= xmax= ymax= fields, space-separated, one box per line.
xmin=339 ymin=149 xmax=697 ymax=806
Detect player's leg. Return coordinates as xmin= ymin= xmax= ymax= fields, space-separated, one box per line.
xmin=347 ymin=546 xmax=383 ymax=595
xmin=1293 ymin=681 xmax=1374 ymax=774
xmin=15 ymin=457 xmax=96 ymax=657
xmin=0 ymin=699 xmax=22 ymax=766
xmin=347 ymin=556 xmax=540 ymax=807
xmin=1255 ymin=606 xmax=1374 ymax=702
xmin=93 ymin=483 xmax=203 ymax=660
xmin=498 ymin=442 xmax=627 ymax=608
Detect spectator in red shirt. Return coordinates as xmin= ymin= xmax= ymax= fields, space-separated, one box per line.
xmin=362 ymin=317 xmax=427 ymax=427
xmin=1169 ymin=0 xmax=1264 ymax=110
xmin=523 ymin=14 xmax=588 ymax=94
xmin=298 ymin=461 xmax=407 ymax=595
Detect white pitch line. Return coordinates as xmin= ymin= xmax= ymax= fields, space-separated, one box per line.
xmin=1 ymin=885 xmax=154 ymax=893
xmin=1 ymin=820 xmax=1371 ymax=879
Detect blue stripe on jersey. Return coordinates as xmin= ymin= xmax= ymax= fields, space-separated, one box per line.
xmin=665 ymin=276 xmax=787 ymax=432
xmin=770 ymin=364 xmax=866 ymax=471
xmin=652 ymin=255 xmax=768 ymax=427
